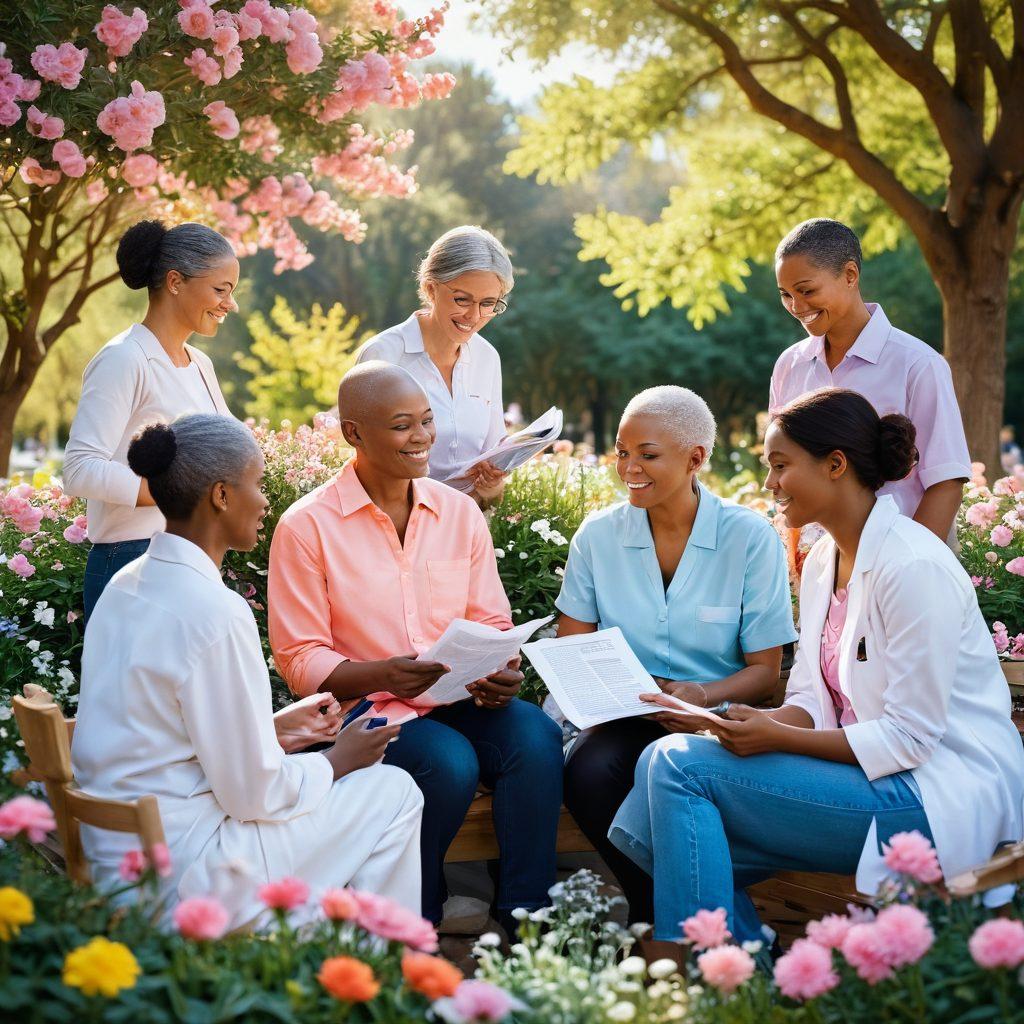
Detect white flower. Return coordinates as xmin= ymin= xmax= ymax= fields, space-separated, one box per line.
xmin=494 ymin=548 xmax=506 ymax=558
xmin=741 ymin=939 xmax=764 ymax=954
xmin=619 ymin=956 xmax=646 ymax=976
xmin=607 ymin=1003 xmax=636 ymax=1022
xmin=519 ymin=551 xmax=528 ymax=560
xmin=555 ymin=566 xmax=565 ymax=577
xmin=511 ymin=907 xmax=530 ymax=920
xmin=477 ymin=932 xmax=501 ymax=947
xmin=57 ymin=666 xmax=75 ymax=689
xmin=647 ymin=958 xmax=678 ymax=980
xmin=0 ymin=706 xmax=11 ymax=722
xmin=33 ymin=601 xmax=54 ymax=628
xmin=549 ymin=531 xmax=568 ymax=546
xmin=26 ymin=639 xmax=40 ymax=652
xmin=530 ymin=519 xmax=551 ymax=535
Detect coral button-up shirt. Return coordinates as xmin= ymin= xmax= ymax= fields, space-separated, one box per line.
xmin=268 ymin=458 xmax=513 ymax=719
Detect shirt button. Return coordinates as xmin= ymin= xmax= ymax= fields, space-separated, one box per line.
xmin=658 ymin=612 xmax=667 ymax=622
xmin=402 ymin=572 xmax=410 ymax=579
xmin=407 ymin=609 xmax=414 ymax=617
xmin=413 ymin=636 xmax=424 ymax=644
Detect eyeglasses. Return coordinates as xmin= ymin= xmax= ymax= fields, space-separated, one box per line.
xmin=436 ymin=280 xmax=508 ymax=316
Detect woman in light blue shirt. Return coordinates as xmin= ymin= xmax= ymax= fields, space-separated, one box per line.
xmin=558 ymin=386 xmax=797 ymax=925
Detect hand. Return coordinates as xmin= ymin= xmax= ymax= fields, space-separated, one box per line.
xmin=273 ymin=692 xmax=344 ymax=753
xmin=325 ymin=718 xmax=401 ymax=779
xmin=380 ymin=654 xmax=450 ymax=700
xmin=466 ymin=657 xmax=523 ymax=709
xmin=705 ymin=704 xmax=787 ymax=757
xmin=643 ymin=679 xmax=710 ymax=734
xmin=469 ymin=460 xmax=506 ymax=504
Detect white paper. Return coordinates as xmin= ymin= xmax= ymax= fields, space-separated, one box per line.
xmin=522 ymin=627 xmax=723 ymax=730
xmin=421 ymin=615 xmax=554 ymax=705
xmin=444 ymin=407 xmax=563 ymax=491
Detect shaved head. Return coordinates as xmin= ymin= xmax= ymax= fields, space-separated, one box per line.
xmin=338 ymin=361 xmax=429 ymax=424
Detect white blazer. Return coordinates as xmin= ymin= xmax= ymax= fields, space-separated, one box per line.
xmin=784 ymin=496 xmax=1024 ymax=894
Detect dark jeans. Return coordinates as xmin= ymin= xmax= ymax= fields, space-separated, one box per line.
xmin=83 ymin=539 xmax=151 ymax=623
xmin=563 ymin=717 xmax=665 ymax=925
xmin=383 ymin=697 xmax=564 ymax=925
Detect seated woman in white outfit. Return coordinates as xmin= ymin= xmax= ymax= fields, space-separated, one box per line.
xmin=612 ymin=387 xmax=1024 ymax=951
xmin=72 ymin=414 xmax=423 ymax=929
xmin=356 ymin=226 xmax=513 ymax=506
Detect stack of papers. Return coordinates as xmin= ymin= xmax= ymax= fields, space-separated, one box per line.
xmin=444 ymin=407 xmax=563 ymax=492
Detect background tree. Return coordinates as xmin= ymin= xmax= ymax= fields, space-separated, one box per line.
xmin=0 ymin=0 xmax=454 ymax=474
xmin=490 ymin=0 xmax=1024 ymax=470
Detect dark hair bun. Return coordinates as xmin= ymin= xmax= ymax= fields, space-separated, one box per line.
xmin=117 ymin=220 xmax=167 ymax=289
xmin=127 ymin=422 xmax=177 ymax=479
xmin=877 ymin=414 xmax=917 ymax=483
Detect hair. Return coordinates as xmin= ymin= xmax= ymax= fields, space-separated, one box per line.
xmin=772 ymin=388 xmax=917 ymax=491
xmin=127 ymin=414 xmax=259 ymax=520
xmin=417 ymin=225 xmax=514 ymax=304
xmin=774 ymin=218 xmax=862 ymax=275
xmin=116 ymin=220 xmax=235 ymax=291
xmin=621 ymin=385 xmax=716 ymax=466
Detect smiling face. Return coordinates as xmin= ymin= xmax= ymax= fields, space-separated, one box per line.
xmin=775 ymin=252 xmax=859 ymax=339
xmin=615 ymin=413 xmax=704 ymax=510
xmin=763 ymin=421 xmax=846 ymax=529
xmin=423 ymin=270 xmax=505 ymax=347
xmin=221 ymin=452 xmax=269 ymax=552
xmin=167 ymin=256 xmax=240 ymax=337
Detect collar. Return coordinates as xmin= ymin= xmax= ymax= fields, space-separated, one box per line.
xmin=146 ymin=531 xmax=223 ymax=584
xmin=814 ymin=495 xmax=900 ymax=587
xmin=793 ymin=303 xmax=890 ymax=366
xmin=130 ymin=322 xmax=199 ymax=369
xmin=621 ymin=480 xmax=721 ymax=550
xmin=401 ymin=312 xmax=473 ymax=364
xmin=332 ymin=457 xmax=441 ymax=518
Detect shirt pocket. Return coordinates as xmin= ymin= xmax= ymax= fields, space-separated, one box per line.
xmin=696 ymin=605 xmax=742 ymax=657
xmin=426 ymin=558 xmax=472 ymax=631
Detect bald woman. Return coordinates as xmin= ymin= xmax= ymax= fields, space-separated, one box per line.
xmin=268 ymin=362 xmax=564 ymax=934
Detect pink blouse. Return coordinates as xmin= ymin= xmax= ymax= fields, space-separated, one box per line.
xmin=820 ymin=588 xmax=857 ymax=727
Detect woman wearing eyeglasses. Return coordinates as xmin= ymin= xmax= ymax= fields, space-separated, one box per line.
xmin=355 ymin=226 xmax=513 ymax=506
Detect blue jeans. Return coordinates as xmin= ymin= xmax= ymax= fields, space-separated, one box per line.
xmin=83 ymin=539 xmax=151 ymax=623
xmin=610 ymin=734 xmax=931 ymax=942
xmin=383 ymin=697 xmax=564 ymax=925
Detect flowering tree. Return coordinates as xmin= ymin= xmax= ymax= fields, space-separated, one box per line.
xmin=0 ymin=0 xmax=456 ymax=474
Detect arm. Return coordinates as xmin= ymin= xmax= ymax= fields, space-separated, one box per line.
xmin=464 ymin=506 xmax=514 ymax=628
xmin=556 ymin=613 xmax=598 ymax=637
xmin=471 ymin=354 xmax=510 ymax=507
xmin=913 ymin=479 xmax=965 ymax=541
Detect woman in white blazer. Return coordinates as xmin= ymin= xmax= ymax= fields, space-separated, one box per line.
xmin=610 ymin=387 xmax=1024 ymax=947
xmin=63 ymin=220 xmax=236 ymax=620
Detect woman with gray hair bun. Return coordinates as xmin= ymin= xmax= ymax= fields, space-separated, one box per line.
xmin=64 ymin=219 xmax=239 ymax=621
xmin=73 ymin=413 xmax=423 ymax=930
xmin=355 ymin=225 xmax=514 ymax=506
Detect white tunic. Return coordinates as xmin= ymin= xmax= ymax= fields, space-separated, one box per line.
xmin=63 ymin=324 xmax=232 ymax=544
xmin=356 ymin=313 xmax=506 ymax=482
xmin=72 ymin=532 xmax=423 ymax=928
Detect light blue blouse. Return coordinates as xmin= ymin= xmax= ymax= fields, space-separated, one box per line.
xmin=555 ymin=483 xmax=798 ymax=683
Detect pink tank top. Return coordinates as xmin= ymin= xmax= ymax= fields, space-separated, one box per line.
xmin=820 ymin=588 xmax=857 ymax=727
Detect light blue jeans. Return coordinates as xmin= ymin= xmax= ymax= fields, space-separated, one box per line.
xmin=610 ymin=734 xmax=931 ymax=942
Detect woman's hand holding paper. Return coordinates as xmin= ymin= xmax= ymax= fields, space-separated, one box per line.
xmin=467 ymin=656 xmax=523 ymax=709
xmin=273 ymin=692 xmax=344 ymax=753
xmin=705 ymin=704 xmax=787 ymax=756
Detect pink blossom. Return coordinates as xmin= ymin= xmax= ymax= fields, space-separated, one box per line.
xmin=0 ymin=99 xmax=20 ymax=127
xmin=97 ymin=80 xmax=166 ymax=151
xmin=448 ymin=980 xmax=514 ymax=1022
xmin=242 ymin=0 xmax=291 ymax=42
xmin=121 ymin=153 xmax=160 ymax=187
xmin=682 ymin=907 xmax=731 ymax=950
xmin=0 ymin=795 xmax=56 ymax=841
xmin=178 ymin=2 xmax=215 ymax=39
xmin=873 ymin=904 xmax=934 ymax=968
xmin=7 ymin=497 xmax=44 ymax=532
xmin=203 ymin=100 xmax=240 ymax=139
xmin=67 ymin=610 xmax=79 ymax=624
xmin=151 ymin=841 xmax=172 ymax=877
xmin=966 ymin=501 xmax=999 ymax=528
xmin=774 ymin=938 xmax=839 ymax=1001
xmin=119 ymin=849 xmax=147 ymax=881
xmin=234 ymin=10 xmax=263 ymax=40
xmin=985 ymin=550 xmax=999 ymax=563
xmin=86 ymin=180 xmax=109 ymax=203
xmin=993 ymin=623 xmax=1009 ymax=653
xmin=95 ymin=6 xmax=149 ymax=58
xmin=352 ymin=889 xmax=438 ymax=951
xmin=222 ymin=46 xmax=244 ymax=79
xmin=321 ymin=888 xmax=359 ymax=921
xmin=258 ymin=876 xmax=309 ymax=910
xmin=286 ymin=30 xmax=323 ymax=75
xmin=1006 ymin=557 xmax=1024 ymax=577
xmin=991 ymin=524 xmax=1014 ymax=547
xmin=806 ymin=913 xmax=854 ymax=950
xmin=17 ymin=79 xmax=41 ymax=102
xmin=421 ymin=71 xmax=456 ymax=100
xmin=6 ymin=552 xmax=37 ymax=577
xmin=19 ymin=157 xmax=61 ymax=187
xmin=63 ymin=524 xmax=88 ymax=544
xmin=26 ymin=105 xmax=64 ymax=140
xmin=184 ymin=47 xmax=221 ymax=86
xmin=52 ymin=140 xmax=86 ymax=177
xmin=697 ymin=945 xmax=756 ymax=994
xmin=173 ymin=897 xmax=230 ymax=940
xmin=210 ymin=12 xmax=240 ymax=56
xmin=841 ymin=923 xmax=893 ymax=984
xmin=18 ymin=538 xmax=33 ymax=552
xmin=993 ymin=476 xmax=1021 ymax=496
xmin=30 ymin=42 xmax=88 ymax=89
xmin=882 ymin=830 xmax=942 ymax=884
xmin=968 ymin=918 xmax=1024 ymax=969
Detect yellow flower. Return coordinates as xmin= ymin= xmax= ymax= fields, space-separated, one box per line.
xmin=62 ymin=937 xmax=141 ymax=997
xmin=0 ymin=887 xmax=34 ymax=941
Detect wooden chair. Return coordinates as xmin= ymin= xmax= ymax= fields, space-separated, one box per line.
xmin=10 ymin=684 xmax=166 ymax=885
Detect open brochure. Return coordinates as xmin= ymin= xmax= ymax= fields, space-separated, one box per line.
xmin=420 ymin=615 xmax=554 ymax=705
xmin=444 ymin=407 xmax=563 ymax=491
xmin=521 ymin=627 xmax=724 ymax=730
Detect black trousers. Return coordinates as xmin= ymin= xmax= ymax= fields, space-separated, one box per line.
xmin=563 ymin=717 xmax=665 ymax=925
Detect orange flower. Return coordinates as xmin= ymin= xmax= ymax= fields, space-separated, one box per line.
xmin=402 ymin=951 xmax=463 ymax=1000
xmin=317 ymin=956 xmax=380 ymax=1002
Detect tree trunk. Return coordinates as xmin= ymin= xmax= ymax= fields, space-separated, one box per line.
xmin=0 ymin=362 xmax=38 ymax=478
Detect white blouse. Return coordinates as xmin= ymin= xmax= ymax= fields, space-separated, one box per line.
xmin=63 ymin=323 xmax=231 ymax=544
xmin=356 ymin=313 xmax=506 ymax=482
xmin=72 ymin=532 xmax=422 ymax=927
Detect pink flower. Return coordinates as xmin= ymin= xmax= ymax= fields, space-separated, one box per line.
xmin=19 ymin=157 xmax=61 ymax=188
xmin=174 ymin=897 xmax=230 ymax=940
xmin=203 ymin=100 xmax=240 ymax=139
xmin=806 ymin=913 xmax=854 ymax=950
xmin=0 ymin=795 xmax=57 ymax=841
xmin=222 ymin=46 xmax=244 ymax=79
xmin=774 ymin=938 xmax=840 ymax=1000
xmin=151 ymin=841 xmax=172 ymax=877
xmin=119 ymin=849 xmax=147 ymax=881
xmin=86 ymin=180 xmax=109 ymax=203
xmin=986 ymin=550 xmax=999 ymax=563
xmin=321 ymin=888 xmax=359 ymax=921
xmin=17 ymin=79 xmax=41 ymax=102
xmin=184 ymin=48 xmax=221 ymax=86
xmin=52 ymin=140 xmax=86 ymax=177
xmin=873 ymin=904 xmax=934 ymax=968
xmin=968 ymin=918 xmax=1024 ymax=969
xmin=421 ymin=71 xmax=456 ymax=101
xmin=242 ymin=0 xmax=291 ymax=42
xmin=991 ymin=524 xmax=1014 ymax=547
xmin=882 ymin=830 xmax=943 ymax=885
xmin=448 ymin=980 xmax=514 ymax=1022
xmin=0 ymin=99 xmax=21 ymax=127
xmin=993 ymin=476 xmax=1021 ymax=496
xmin=63 ymin=524 xmax=88 ymax=544
xmin=95 ymin=5 xmax=149 ymax=58
xmin=96 ymin=80 xmax=166 ymax=152
xmin=1006 ymin=557 xmax=1024 ymax=577
xmin=30 ymin=42 xmax=88 ymax=89
xmin=352 ymin=889 xmax=438 ymax=951
xmin=26 ymin=105 xmax=64 ymax=140
xmin=258 ymin=876 xmax=309 ymax=910
xmin=682 ymin=907 xmax=731 ymax=950
xmin=18 ymin=538 xmax=33 ymax=552
xmin=210 ymin=13 xmax=240 ymax=57
xmin=697 ymin=945 xmax=756 ymax=994
xmin=121 ymin=153 xmax=160 ymax=187
xmin=841 ymin=923 xmax=892 ymax=984
xmin=6 ymin=553 xmax=36 ymax=577
xmin=234 ymin=10 xmax=263 ymax=41
xmin=11 ymin=501 xmax=44 ymax=533
xmin=286 ymin=30 xmax=323 ymax=74
xmin=966 ymin=501 xmax=999 ymax=528
xmin=178 ymin=2 xmax=215 ymax=39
